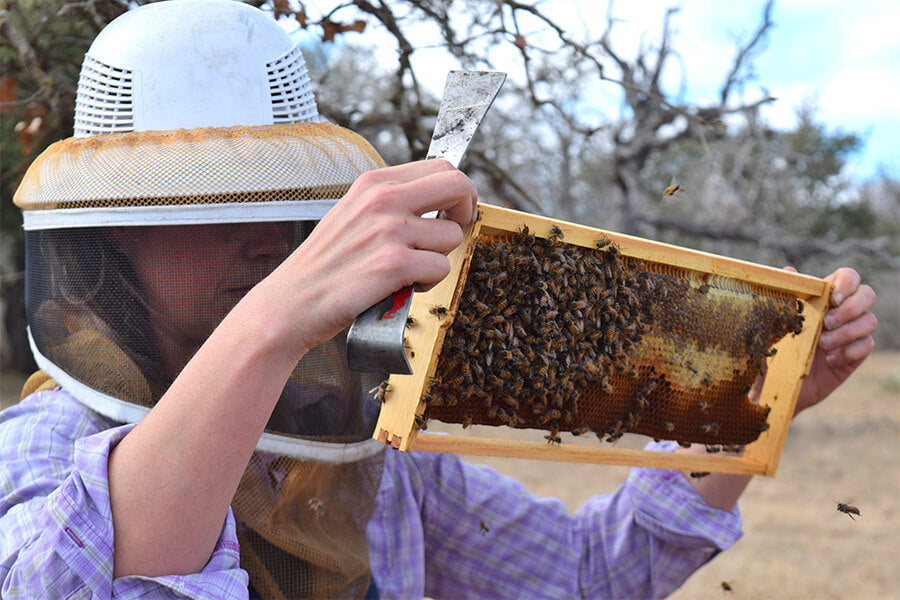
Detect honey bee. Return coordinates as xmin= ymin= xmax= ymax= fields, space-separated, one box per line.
xmin=606 ymin=431 xmax=624 ymax=443
xmin=549 ymin=224 xmax=564 ymax=242
xmin=368 ymin=380 xmax=389 ymax=403
xmin=429 ymin=305 xmax=449 ymax=318
xmin=462 ymin=409 xmax=474 ymax=429
xmin=307 ymin=497 xmax=328 ymax=517
xmin=699 ymin=422 xmax=719 ymax=436
xmin=663 ymin=421 xmax=675 ymax=432
xmin=698 ymin=284 xmax=709 ymax=294
xmin=690 ymin=471 xmax=711 ymax=479
xmin=721 ymin=581 xmax=734 ymax=592
xmin=406 ymin=316 xmax=416 ymax=327
xmin=414 ymin=414 xmax=428 ymax=430
xmin=479 ymin=519 xmax=490 ymax=534
xmin=695 ymin=400 xmax=709 ymax=412
xmin=626 ymin=412 xmax=641 ymax=430
xmin=571 ymin=425 xmax=590 ymax=436
xmin=635 ymin=391 xmax=649 ymax=409
xmin=836 ymin=502 xmax=861 ymax=520
xmin=663 ymin=183 xmax=685 ymax=197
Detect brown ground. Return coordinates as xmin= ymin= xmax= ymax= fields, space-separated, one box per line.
xmin=2 ymin=352 xmax=898 ymax=599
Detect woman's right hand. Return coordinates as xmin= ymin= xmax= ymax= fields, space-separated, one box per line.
xmin=258 ymin=160 xmax=478 ymax=356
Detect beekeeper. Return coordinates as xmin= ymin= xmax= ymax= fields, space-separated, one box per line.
xmin=0 ymin=1 xmax=877 ymax=598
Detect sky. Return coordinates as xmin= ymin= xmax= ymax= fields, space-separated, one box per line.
xmin=293 ymin=0 xmax=899 ymax=182
xmin=593 ymin=0 xmax=900 ymax=182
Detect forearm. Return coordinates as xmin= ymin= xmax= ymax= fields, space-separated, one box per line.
xmin=107 ymin=289 xmax=305 ymax=578
xmin=672 ymin=444 xmax=752 ymax=511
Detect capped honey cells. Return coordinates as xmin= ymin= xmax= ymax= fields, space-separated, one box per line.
xmin=420 ymin=227 xmax=805 ymax=447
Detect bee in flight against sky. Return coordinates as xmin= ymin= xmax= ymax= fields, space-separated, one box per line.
xmin=663 ymin=179 xmax=685 ymax=198
xmin=836 ymin=501 xmax=861 ymax=520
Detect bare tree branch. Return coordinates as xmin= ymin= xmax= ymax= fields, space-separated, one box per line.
xmin=720 ymin=0 xmax=774 ymax=105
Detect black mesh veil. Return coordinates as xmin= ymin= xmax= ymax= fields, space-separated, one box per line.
xmin=25 ymin=224 xmax=387 ymax=447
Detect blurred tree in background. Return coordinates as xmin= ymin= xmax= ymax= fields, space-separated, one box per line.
xmin=2 ymin=0 xmax=897 ymax=371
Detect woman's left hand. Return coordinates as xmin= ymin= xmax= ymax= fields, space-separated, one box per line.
xmin=793 ymin=267 xmax=877 ymax=414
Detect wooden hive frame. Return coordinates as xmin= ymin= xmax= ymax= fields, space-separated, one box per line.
xmin=373 ymin=203 xmax=832 ymax=476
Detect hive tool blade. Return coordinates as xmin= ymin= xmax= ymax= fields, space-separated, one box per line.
xmin=347 ymin=70 xmax=507 ymax=374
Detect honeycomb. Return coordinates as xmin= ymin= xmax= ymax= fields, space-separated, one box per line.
xmin=422 ymin=228 xmax=804 ymax=448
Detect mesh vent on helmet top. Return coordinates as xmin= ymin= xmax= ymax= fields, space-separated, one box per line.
xmin=267 ymin=46 xmax=319 ymax=123
xmin=74 ymin=55 xmax=135 ymax=136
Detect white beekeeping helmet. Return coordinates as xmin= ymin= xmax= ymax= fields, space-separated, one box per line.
xmin=74 ymin=0 xmax=319 ymax=135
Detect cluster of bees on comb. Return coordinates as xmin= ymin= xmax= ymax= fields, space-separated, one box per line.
xmin=420 ymin=224 xmax=806 ymax=448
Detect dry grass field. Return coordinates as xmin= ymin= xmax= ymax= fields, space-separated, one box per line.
xmin=2 ymin=352 xmax=898 ymax=598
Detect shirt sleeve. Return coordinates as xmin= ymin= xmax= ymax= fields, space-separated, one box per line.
xmin=0 ymin=389 xmax=249 ymax=599
xmin=384 ymin=441 xmax=741 ymax=600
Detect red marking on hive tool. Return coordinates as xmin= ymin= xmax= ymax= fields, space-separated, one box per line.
xmin=384 ymin=286 xmax=413 ymax=319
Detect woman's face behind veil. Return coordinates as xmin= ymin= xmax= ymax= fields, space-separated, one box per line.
xmin=111 ymin=222 xmax=293 ymax=377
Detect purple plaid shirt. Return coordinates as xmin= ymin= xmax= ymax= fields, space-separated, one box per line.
xmin=1 ymin=388 xmax=742 ymax=599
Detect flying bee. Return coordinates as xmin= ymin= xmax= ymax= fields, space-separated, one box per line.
xmin=690 ymin=471 xmax=711 ymax=479
xmin=368 ymin=380 xmax=389 ymax=403
xmin=836 ymin=502 xmax=861 ymax=520
xmin=663 ymin=182 xmax=685 ymax=197
xmin=479 ymin=519 xmax=490 ymax=534
xmin=721 ymin=581 xmax=734 ymax=592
